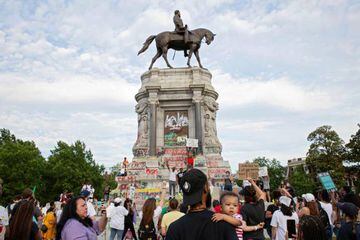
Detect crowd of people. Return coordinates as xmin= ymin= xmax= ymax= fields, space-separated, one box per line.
xmin=0 ymin=168 xmax=359 ymax=240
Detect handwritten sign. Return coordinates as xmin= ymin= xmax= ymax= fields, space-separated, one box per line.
xmin=258 ymin=166 xmax=268 ymax=177
xmin=186 ymin=138 xmax=198 ymax=148
xmin=238 ymin=163 xmax=259 ymax=180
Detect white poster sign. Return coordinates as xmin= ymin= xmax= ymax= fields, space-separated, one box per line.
xmin=186 ymin=138 xmax=198 ymax=148
xmin=258 ymin=166 xmax=268 ymax=177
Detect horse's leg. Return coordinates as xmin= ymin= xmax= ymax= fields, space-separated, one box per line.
xmin=194 ymin=49 xmax=203 ymax=69
xmin=162 ymin=47 xmax=173 ymax=68
xmin=187 ymin=45 xmax=195 ymax=67
xmin=149 ymin=49 xmax=162 ymax=70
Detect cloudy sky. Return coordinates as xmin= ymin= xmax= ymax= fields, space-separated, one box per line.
xmin=1 ymin=0 xmax=359 ymax=171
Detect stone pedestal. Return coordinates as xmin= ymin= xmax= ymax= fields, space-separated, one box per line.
xmin=119 ymin=67 xmax=230 ymax=205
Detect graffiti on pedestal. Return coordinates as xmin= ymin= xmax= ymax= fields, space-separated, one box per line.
xmin=208 ymin=168 xmax=229 ymax=179
xmin=164 ymin=147 xmax=188 ymax=155
xmin=164 ymin=111 xmax=188 ymax=146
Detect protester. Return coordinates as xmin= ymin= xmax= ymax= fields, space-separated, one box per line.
xmin=10 ymin=188 xmax=43 ymax=225
xmin=262 ymin=176 xmax=271 ymax=202
xmin=107 ymin=197 xmax=129 ymax=240
xmin=6 ymin=195 xmax=21 ymax=217
xmin=224 ymin=171 xmax=233 ymax=191
xmin=42 ymin=203 xmax=57 ymax=240
xmin=138 ymin=198 xmax=159 ymax=240
xmin=80 ymin=190 xmax=96 ymax=220
xmin=0 ymin=179 xmax=9 ymax=240
xmin=138 ymin=195 xmax=164 ymax=240
xmin=56 ymin=196 xmax=107 ymax=240
xmin=340 ymin=186 xmax=360 ymax=207
xmin=166 ymin=168 xmax=238 ymax=240
xmin=186 ymin=151 xmax=194 ymax=169
xmin=161 ymin=198 xmax=184 ymax=237
xmin=103 ymin=185 xmax=110 ymax=202
xmin=56 ymin=203 xmax=64 ymax=223
xmin=8 ymin=200 xmax=41 ymax=240
xmin=270 ymin=196 xmax=299 ymax=240
xmin=81 ymin=182 xmax=95 ymax=200
xmin=317 ymin=189 xmax=334 ymax=239
xmin=299 ymin=193 xmax=320 ymax=217
xmin=122 ymin=198 xmax=137 ymax=240
xmin=176 ymin=168 xmax=185 ymax=192
xmin=336 ymin=202 xmax=359 ymax=240
xmin=59 ymin=190 xmax=69 ymax=204
xmin=168 ymin=166 xmax=178 ymax=197
xmin=212 ymin=191 xmax=243 ymax=240
xmin=240 ymin=178 xmax=266 ymax=240
xmin=265 ymin=190 xmax=282 ymax=239
xmin=298 ymin=215 xmax=327 ymax=240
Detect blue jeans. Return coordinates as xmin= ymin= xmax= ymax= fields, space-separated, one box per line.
xmin=110 ymin=228 xmax=124 ymax=240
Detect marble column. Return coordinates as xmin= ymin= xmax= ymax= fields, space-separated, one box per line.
xmin=190 ymin=84 xmax=205 ymax=154
xmin=146 ymin=86 xmax=160 ymax=156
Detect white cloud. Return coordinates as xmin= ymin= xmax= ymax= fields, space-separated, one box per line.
xmin=0 ymin=0 xmax=358 ymax=172
xmin=0 ymin=73 xmax=137 ymax=105
xmin=212 ymin=71 xmax=334 ymax=112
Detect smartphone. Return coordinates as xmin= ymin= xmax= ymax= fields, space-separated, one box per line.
xmin=287 ymin=219 xmax=296 ymax=238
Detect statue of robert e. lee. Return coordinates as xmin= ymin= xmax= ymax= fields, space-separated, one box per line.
xmin=138 ymin=10 xmax=216 ymax=69
xmin=173 ymin=10 xmax=189 ymax=57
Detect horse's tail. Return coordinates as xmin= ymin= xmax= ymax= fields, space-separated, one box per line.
xmin=138 ymin=35 xmax=156 ymax=55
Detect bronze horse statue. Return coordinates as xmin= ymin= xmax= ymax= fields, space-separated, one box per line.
xmin=138 ymin=28 xmax=216 ymax=70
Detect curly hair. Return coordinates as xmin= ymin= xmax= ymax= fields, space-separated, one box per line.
xmin=298 ymin=215 xmax=326 ymax=240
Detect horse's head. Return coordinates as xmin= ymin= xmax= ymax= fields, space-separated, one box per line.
xmin=204 ymin=30 xmax=216 ymax=45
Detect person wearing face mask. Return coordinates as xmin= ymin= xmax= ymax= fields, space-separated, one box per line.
xmin=166 ymin=168 xmax=237 ymax=240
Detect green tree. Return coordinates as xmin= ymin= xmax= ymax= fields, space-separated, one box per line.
xmin=45 ymin=140 xmax=105 ymax=201
xmin=306 ymin=125 xmax=345 ymax=188
xmin=345 ymin=124 xmax=360 ymax=193
xmin=289 ymin=166 xmax=316 ymax=196
xmin=346 ymin=124 xmax=360 ymax=164
xmin=0 ymin=129 xmax=46 ymax=204
xmin=253 ymin=157 xmax=285 ymax=191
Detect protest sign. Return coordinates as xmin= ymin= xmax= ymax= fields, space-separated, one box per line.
xmin=258 ymin=166 xmax=268 ymax=177
xmin=238 ymin=163 xmax=259 ymax=180
xmin=186 ymin=138 xmax=198 ymax=148
xmin=318 ymin=172 xmax=337 ymax=191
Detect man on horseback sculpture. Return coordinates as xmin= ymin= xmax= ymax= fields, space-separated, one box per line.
xmin=173 ymin=10 xmax=189 ymax=57
xmin=138 ymin=10 xmax=216 ymax=70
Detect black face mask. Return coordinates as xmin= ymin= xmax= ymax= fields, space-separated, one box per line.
xmin=206 ymin=192 xmax=212 ymax=209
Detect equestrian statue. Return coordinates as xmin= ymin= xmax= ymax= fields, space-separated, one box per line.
xmin=138 ymin=10 xmax=216 ymax=70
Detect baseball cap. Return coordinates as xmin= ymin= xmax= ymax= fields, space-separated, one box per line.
xmin=337 ymin=202 xmax=359 ymax=217
xmin=114 ymin=197 xmax=122 ymax=204
xmin=80 ymin=190 xmax=90 ymax=197
xmin=279 ymin=196 xmax=292 ymax=207
xmin=180 ymin=168 xmax=207 ymax=206
xmin=302 ymin=193 xmax=315 ymax=202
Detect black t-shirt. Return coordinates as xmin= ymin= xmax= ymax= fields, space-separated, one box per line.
xmin=241 ymin=199 xmax=265 ymax=239
xmin=338 ymin=222 xmax=356 ymax=240
xmin=166 ymin=209 xmax=237 ymax=240
xmin=264 ymin=204 xmax=279 ymax=229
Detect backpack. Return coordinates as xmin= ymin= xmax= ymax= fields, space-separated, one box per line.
xmin=317 ymin=202 xmax=331 ymax=238
xmin=138 ymin=219 xmax=157 ymax=240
